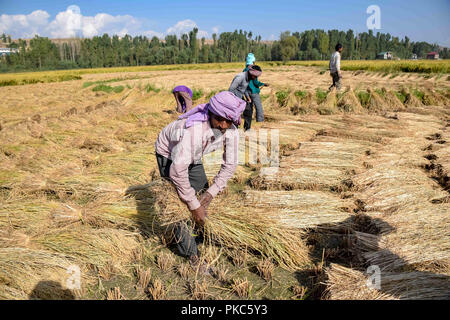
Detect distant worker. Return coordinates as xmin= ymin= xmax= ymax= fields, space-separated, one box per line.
xmin=228 ymin=64 xmax=262 ymax=131
xmin=173 ymin=85 xmax=193 ymax=113
xmin=329 ymin=43 xmax=343 ymax=91
xmin=155 ymin=91 xmax=245 ymax=273
xmin=243 ymin=53 xmax=269 ymax=130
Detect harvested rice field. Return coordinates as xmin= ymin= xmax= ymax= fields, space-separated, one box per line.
xmin=0 ymin=62 xmax=449 ymax=300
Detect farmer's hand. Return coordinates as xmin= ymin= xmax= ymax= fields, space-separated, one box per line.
xmin=191 ymin=205 xmax=207 ymax=227
xmin=199 ymin=191 xmax=213 ymax=209
xmin=263 ymin=83 xmax=269 ymax=87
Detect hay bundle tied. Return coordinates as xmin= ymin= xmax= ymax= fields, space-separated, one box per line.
xmin=337 ymin=87 xmax=364 ymax=113
xmin=150 ymin=179 xmax=310 ymax=271
xmin=381 ymin=88 xmax=405 ymax=111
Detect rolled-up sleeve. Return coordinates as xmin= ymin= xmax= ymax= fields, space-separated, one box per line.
xmin=207 ymin=129 xmax=239 ymax=197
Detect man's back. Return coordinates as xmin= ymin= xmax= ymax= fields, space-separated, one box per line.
xmin=329 ymin=51 xmax=341 ymax=73
xmin=228 ymin=71 xmax=249 ymax=98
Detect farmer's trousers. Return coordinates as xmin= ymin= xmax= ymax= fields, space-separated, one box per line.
xmin=329 ymin=72 xmax=341 ymax=91
xmin=243 ymin=93 xmax=264 ymax=130
xmin=156 ymin=153 xmax=209 ymax=258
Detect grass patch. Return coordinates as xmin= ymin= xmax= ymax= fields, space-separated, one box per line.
xmin=394 ymin=91 xmax=407 ymax=103
xmin=294 ymin=90 xmax=308 ymax=99
xmin=192 ymin=89 xmax=204 ymax=101
xmin=412 ymin=88 xmax=425 ymax=102
xmin=374 ymin=89 xmax=385 ymax=97
xmin=145 ymin=84 xmax=161 ymax=93
xmin=275 ymin=90 xmax=289 ymax=107
xmin=356 ymin=91 xmax=371 ymax=107
xmin=92 ymin=84 xmax=124 ymax=93
xmin=315 ymin=88 xmax=328 ymax=104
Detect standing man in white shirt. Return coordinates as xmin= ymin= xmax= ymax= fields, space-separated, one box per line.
xmin=329 ymin=43 xmax=343 ymax=91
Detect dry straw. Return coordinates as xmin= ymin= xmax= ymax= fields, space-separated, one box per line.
xmin=381 ymin=88 xmax=405 ymax=111
xmin=366 ymin=88 xmax=386 ymax=112
xmin=250 ymin=139 xmax=367 ymax=191
xmin=318 ymin=89 xmax=339 ymax=114
xmin=401 ymin=88 xmax=423 ymax=109
xmin=149 ymin=179 xmax=310 ymax=271
xmin=243 ymin=189 xmax=354 ymax=230
xmin=0 ymin=248 xmax=83 ymax=299
xmin=337 ymin=87 xmax=364 ymax=113
xmin=325 ymin=264 xmax=450 ymax=300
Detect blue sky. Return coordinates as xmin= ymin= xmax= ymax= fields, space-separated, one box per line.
xmin=0 ymin=0 xmax=449 ymax=46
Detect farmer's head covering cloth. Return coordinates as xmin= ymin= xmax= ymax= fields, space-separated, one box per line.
xmin=246 ymin=53 xmax=256 ymax=66
xmin=173 ymin=85 xmax=193 ymax=97
xmin=178 ymin=91 xmax=246 ymax=128
xmin=173 ymin=85 xmax=193 ymax=113
xmin=247 ymin=64 xmax=262 ymax=77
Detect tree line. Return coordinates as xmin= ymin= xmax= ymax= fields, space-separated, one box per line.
xmin=1 ymin=29 xmax=448 ymax=72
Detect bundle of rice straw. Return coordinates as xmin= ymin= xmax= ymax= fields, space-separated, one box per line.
xmin=250 ymin=139 xmax=368 ymax=191
xmin=243 ymin=190 xmax=354 ymax=230
xmin=422 ymin=88 xmax=448 ymax=106
xmin=353 ymin=202 xmax=450 ymax=270
xmin=150 ymin=179 xmax=310 ymax=271
xmin=35 ymin=226 xmax=141 ymax=271
xmin=337 ymin=87 xmax=364 ymax=113
xmin=286 ymin=92 xmax=310 ymax=115
xmin=401 ymin=88 xmax=423 ymax=108
xmin=303 ymin=91 xmax=318 ymax=110
xmin=318 ymin=89 xmax=339 ymax=114
xmin=381 ymin=88 xmax=405 ymax=111
xmin=325 ymin=264 xmax=450 ymax=300
xmin=0 ymin=248 xmax=84 ymax=299
xmin=366 ymin=88 xmax=386 ymax=112
xmin=262 ymin=91 xmax=279 ymax=111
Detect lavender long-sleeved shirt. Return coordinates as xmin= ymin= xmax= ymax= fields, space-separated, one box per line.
xmin=155 ymin=118 xmax=239 ymax=210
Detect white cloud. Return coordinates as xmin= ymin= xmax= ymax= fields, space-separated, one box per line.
xmin=166 ymin=19 xmax=208 ymax=38
xmin=212 ymin=26 xmax=219 ymax=34
xmin=0 ymin=5 xmax=209 ymax=40
xmin=46 ymin=6 xmax=142 ymax=38
xmin=143 ymin=30 xmax=164 ymax=39
xmin=0 ymin=10 xmax=50 ymax=38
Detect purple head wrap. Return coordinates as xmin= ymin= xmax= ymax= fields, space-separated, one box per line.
xmin=172 ymin=85 xmax=193 ymax=98
xmin=178 ymin=91 xmax=246 ymax=128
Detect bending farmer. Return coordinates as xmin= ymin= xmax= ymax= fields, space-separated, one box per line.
xmin=228 ymin=64 xmax=263 ymax=130
xmin=154 ymin=91 xmax=245 ymax=271
xmin=173 ymin=85 xmax=193 ymax=113
xmin=244 ymin=54 xmax=268 ymax=127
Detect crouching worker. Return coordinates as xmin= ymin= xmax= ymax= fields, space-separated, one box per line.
xmin=154 ymin=91 xmax=245 ymax=272
xmin=173 ymin=85 xmax=193 ymax=113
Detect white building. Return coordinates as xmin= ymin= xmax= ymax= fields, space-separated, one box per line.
xmin=0 ymin=48 xmax=19 ymax=56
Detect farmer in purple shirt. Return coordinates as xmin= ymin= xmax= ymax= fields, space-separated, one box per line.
xmin=155 ymin=91 xmax=246 ymax=271
xmin=173 ymin=85 xmax=193 ymax=113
